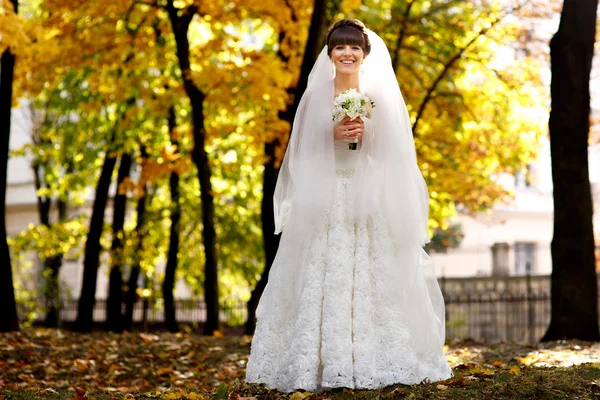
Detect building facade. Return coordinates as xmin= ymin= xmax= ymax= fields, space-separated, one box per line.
xmin=430 ymin=141 xmax=600 ymax=277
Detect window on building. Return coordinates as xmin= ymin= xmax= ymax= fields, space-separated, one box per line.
xmin=514 ymin=164 xmax=534 ymax=189
xmin=524 ymin=164 xmax=533 ymax=187
xmin=514 ymin=242 xmax=537 ymax=275
xmin=491 ymin=242 xmax=510 ymax=276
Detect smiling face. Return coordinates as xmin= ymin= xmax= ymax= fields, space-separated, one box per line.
xmin=330 ymin=44 xmax=365 ymax=75
xmin=326 ymin=23 xmax=370 ymax=77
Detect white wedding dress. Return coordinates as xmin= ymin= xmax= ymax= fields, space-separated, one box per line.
xmin=245 ymin=140 xmax=452 ymax=392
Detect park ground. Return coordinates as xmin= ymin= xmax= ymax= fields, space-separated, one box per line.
xmin=2 ymin=329 xmax=600 ymax=399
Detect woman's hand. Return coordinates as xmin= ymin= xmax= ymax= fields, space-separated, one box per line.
xmin=333 ymin=116 xmax=364 ymax=141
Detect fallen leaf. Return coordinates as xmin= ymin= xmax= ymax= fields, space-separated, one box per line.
xmin=390 ymin=387 xmax=408 ymax=395
xmin=454 ymin=363 xmax=474 ymax=370
xmin=447 ymin=375 xmax=468 ymax=387
xmin=240 ymin=336 xmax=253 ymax=346
xmin=45 ymin=366 xmax=58 ymax=375
xmin=471 ymin=365 xmax=495 ymax=376
xmin=37 ymin=388 xmax=59 ymax=395
xmin=289 ymin=393 xmax=310 ymax=400
xmin=75 ymin=387 xmax=88 ymax=400
xmin=140 ymin=333 xmax=159 ymax=342
xmin=436 ymin=384 xmax=448 ymax=390
xmin=156 ymin=367 xmax=173 ymax=376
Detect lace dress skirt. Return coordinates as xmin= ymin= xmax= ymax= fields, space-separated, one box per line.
xmin=245 ymin=166 xmax=452 ymax=392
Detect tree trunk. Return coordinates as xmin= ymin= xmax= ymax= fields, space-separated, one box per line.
xmin=43 ymin=255 xmax=62 ymax=327
xmin=192 ymin=108 xmax=220 ymax=335
xmin=166 ymin=3 xmax=220 ymax=335
xmin=246 ymin=141 xmax=281 ymax=334
xmin=106 ymin=152 xmax=132 ymax=332
xmin=123 ymin=187 xmax=147 ymax=331
xmin=44 ymin=195 xmax=67 ymax=328
xmin=0 ymin=0 xmax=19 ymax=333
xmin=33 ymin=161 xmax=68 ymax=328
xmin=163 ymin=108 xmax=180 ymax=333
xmin=163 ymin=171 xmax=180 ymax=333
xmin=542 ymin=0 xmax=599 ymax=341
xmin=74 ymin=149 xmax=118 ymax=332
xmin=33 ymin=162 xmax=54 ymax=325
xmin=245 ymin=0 xmax=330 ymax=334
xmin=123 ymin=145 xmax=149 ymax=332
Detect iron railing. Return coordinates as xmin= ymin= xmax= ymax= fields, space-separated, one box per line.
xmin=17 ymin=275 xmax=600 ymax=342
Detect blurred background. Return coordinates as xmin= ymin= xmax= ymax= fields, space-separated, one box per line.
xmin=1 ymin=0 xmax=599 ymax=342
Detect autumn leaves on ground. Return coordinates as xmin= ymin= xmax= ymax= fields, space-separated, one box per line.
xmin=1 ymin=330 xmax=600 ymax=400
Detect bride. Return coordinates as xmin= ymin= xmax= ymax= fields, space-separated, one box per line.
xmin=245 ymin=18 xmax=452 ymax=392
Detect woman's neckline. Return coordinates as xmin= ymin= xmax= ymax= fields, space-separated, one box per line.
xmin=332 ymin=79 xmax=365 ymax=98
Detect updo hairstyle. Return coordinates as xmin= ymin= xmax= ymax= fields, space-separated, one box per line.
xmin=326 ymin=19 xmax=371 ymax=57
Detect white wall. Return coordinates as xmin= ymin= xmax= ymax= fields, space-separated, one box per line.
xmin=430 ymin=209 xmax=553 ymax=277
xmin=431 ymin=138 xmax=600 ymax=278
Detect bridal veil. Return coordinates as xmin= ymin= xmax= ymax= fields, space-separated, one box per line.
xmin=268 ymin=29 xmax=447 ymax=352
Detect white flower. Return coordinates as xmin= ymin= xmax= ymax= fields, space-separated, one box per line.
xmin=331 ymin=89 xmax=375 ymax=122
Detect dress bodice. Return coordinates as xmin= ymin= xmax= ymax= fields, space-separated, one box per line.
xmin=334 ymin=140 xmax=360 ymax=174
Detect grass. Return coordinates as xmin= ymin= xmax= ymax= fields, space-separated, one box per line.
xmin=1 ymin=329 xmax=600 ymax=399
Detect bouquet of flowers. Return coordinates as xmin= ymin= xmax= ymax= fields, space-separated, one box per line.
xmin=332 ymin=88 xmax=375 ymax=150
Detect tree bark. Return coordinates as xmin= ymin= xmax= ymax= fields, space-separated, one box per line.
xmin=74 ymin=149 xmax=118 ymax=332
xmin=391 ymin=1 xmax=416 ymax=70
xmin=123 ymin=186 xmax=147 ymax=332
xmin=106 ymin=152 xmax=132 ymax=332
xmin=542 ymin=0 xmax=599 ymax=341
xmin=123 ymin=145 xmax=149 ymax=332
xmin=0 ymin=0 xmax=19 ymax=333
xmin=43 ymin=255 xmax=63 ymax=326
xmin=245 ymin=0 xmax=331 ymax=334
xmin=33 ymin=162 xmax=53 ymax=322
xmin=163 ymin=108 xmax=180 ymax=333
xmin=43 ymin=198 xmax=67 ymax=328
xmin=245 ymin=140 xmax=282 ymax=334
xmin=166 ymin=2 xmax=220 ymax=335
xmin=33 ymin=159 xmax=68 ymax=327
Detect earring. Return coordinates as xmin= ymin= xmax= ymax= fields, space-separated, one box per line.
xmin=361 ymin=63 xmax=364 ymax=74
xmin=331 ymin=61 xmax=335 ymax=76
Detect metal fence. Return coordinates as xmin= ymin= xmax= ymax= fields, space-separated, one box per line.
xmin=18 ymin=275 xmax=600 ymax=343
xmin=18 ymin=298 xmax=248 ymax=332
xmin=441 ymin=275 xmax=553 ymax=343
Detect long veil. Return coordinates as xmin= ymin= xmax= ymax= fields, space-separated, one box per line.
xmin=268 ymin=29 xmax=447 ymax=351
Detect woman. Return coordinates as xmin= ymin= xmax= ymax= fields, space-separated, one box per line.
xmin=245 ymin=18 xmax=452 ymax=392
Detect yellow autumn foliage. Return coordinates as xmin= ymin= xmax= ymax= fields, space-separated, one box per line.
xmin=4 ymin=0 xmax=560 ymax=298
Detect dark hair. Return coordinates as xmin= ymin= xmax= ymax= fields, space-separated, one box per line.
xmin=326 ymin=19 xmax=371 ymax=57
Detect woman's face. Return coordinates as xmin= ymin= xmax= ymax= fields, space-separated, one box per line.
xmin=330 ymin=44 xmax=365 ymax=75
